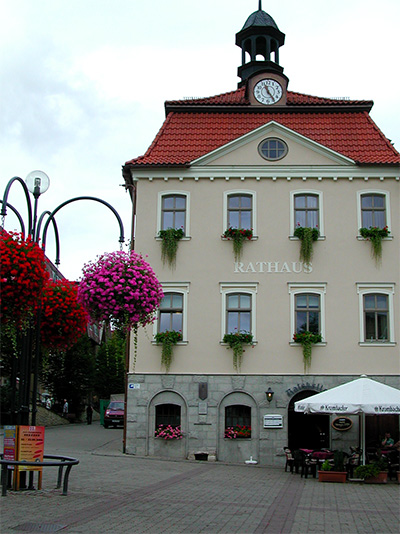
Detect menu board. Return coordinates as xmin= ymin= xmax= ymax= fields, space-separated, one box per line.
xmin=16 ymin=426 xmax=45 ymax=472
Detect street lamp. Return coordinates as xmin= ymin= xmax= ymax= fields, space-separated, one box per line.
xmin=1 ymin=172 xmax=125 ymax=427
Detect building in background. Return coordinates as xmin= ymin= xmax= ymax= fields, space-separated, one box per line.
xmin=122 ymin=5 xmax=399 ymax=465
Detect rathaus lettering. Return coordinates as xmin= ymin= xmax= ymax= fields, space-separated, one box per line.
xmin=234 ymin=261 xmax=313 ymax=274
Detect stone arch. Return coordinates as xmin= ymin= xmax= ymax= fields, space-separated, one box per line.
xmin=147 ymin=390 xmax=188 ymax=459
xmin=287 ymin=390 xmax=330 ymax=450
xmin=217 ymin=391 xmax=259 ymax=463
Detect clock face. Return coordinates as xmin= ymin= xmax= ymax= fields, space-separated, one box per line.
xmin=253 ymin=79 xmax=283 ymax=105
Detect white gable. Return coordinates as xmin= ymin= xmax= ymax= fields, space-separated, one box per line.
xmin=192 ymin=121 xmax=355 ymax=167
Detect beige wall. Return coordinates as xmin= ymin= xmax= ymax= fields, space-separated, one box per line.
xmin=129 ymin=169 xmax=399 ymax=377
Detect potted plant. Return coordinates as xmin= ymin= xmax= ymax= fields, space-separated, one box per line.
xmin=293 ymin=331 xmax=322 ymax=373
xmin=222 ymin=331 xmax=254 ymax=372
xmin=354 ymin=459 xmax=388 ymax=483
xmin=224 ymin=425 xmax=251 ymax=439
xmin=154 ymin=424 xmax=183 ymax=440
xmin=359 ymin=226 xmax=390 ymax=263
xmin=293 ymin=225 xmax=319 ymax=264
xmin=158 ymin=227 xmax=185 ymax=268
xmin=154 ymin=330 xmax=183 ymax=373
xmin=222 ymin=227 xmax=253 ymax=261
xmin=318 ymin=451 xmax=347 ymax=483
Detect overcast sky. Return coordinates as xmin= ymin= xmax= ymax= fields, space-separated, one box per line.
xmin=1 ymin=0 xmax=399 ymax=281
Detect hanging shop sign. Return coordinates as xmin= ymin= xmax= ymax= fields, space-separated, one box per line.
xmin=331 ymin=417 xmax=353 ymax=432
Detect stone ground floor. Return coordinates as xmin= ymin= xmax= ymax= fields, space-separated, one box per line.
xmin=125 ymin=374 xmax=400 ymax=465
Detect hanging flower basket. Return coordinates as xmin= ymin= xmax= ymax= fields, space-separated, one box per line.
xmin=78 ymin=250 xmax=163 ymax=332
xmin=41 ymin=280 xmax=88 ymax=350
xmin=0 ymin=230 xmax=48 ymax=333
xmin=223 ymin=331 xmax=254 ymax=372
xmin=154 ymin=330 xmax=183 ymax=373
xmin=359 ymin=226 xmax=390 ymax=263
xmin=222 ymin=227 xmax=253 ymax=261
xmin=158 ymin=227 xmax=184 ymax=268
xmin=293 ymin=225 xmax=319 ymax=264
xmin=154 ymin=424 xmax=183 ymax=440
xmin=293 ymin=331 xmax=322 ymax=373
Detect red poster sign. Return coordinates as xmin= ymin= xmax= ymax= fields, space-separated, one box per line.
xmin=16 ymin=426 xmax=45 ymax=472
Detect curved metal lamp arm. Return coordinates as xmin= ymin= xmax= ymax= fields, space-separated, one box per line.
xmin=1 ymin=177 xmax=33 ymax=236
xmin=36 ymin=211 xmax=61 ymax=265
xmin=0 ymin=201 xmax=26 ymax=236
xmin=41 ymin=196 xmax=125 ymax=259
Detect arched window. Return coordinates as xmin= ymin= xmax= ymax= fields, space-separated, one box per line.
xmin=225 ymin=405 xmax=251 ymax=438
xmin=155 ymin=403 xmax=181 ymax=429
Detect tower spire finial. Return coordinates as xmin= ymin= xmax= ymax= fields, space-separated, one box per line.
xmin=259 ymin=0 xmax=262 ymax=10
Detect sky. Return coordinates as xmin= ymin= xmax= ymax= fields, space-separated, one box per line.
xmin=1 ymin=0 xmax=399 ymax=281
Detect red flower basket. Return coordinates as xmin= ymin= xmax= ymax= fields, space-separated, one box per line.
xmin=0 ymin=230 xmax=48 ymax=331
xmin=41 ymin=279 xmax=88 ymax=350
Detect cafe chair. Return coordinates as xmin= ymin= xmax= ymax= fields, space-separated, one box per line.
xmin=283 ymin=447 xmax=295 ymax=473
xmin=300 ymin=451 xmax=317 ymax=479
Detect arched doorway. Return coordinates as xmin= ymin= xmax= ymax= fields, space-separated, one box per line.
xmin=288 ymin=390 xmax=330 ymax=450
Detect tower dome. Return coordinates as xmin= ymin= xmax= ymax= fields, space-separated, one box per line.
xmin=236 ymin=1 xmax=286 ymax=86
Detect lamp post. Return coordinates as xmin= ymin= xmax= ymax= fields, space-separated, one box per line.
xmin=1 ymin=171 xmax=125 ymax=427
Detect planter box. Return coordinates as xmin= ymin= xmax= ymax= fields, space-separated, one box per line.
xmin=364 ymin=471 xmax=388 ymax=484
xmin=318 ymin=470 xmax=347 ymax=483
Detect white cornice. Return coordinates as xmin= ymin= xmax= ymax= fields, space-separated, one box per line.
xmin=130 ymin=166 xmax=400 ymax=181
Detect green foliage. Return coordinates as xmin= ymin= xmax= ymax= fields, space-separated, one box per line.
xmin=154 ymin=330 xmax=183 ymax=373
xmin=293 ymin=226 xmax=319 ymax=264
xmin=222 ymin=227 xmax=253 ymax=262
xmin=94 ymin=330 xmax=126 ymax=399
xmin=158 ymin=228 xmax=184 ymax=267
xmin=293 ymin=331 xmax=322 ymax=373
xmin=222 ymin=332 xmax=254 ymax=372
xmin=321 ymin=459 xmax=332 ymax=471
xmin=333 ymin=450 xmax=346 ymax=471
xmin=359 ymin=226 xmax=390 ymax=263
xmin=40 ymin=335 xmax=95 ymax=416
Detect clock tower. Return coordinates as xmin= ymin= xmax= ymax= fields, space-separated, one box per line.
xmin=236 ymin=1 xmax=289 ymax=106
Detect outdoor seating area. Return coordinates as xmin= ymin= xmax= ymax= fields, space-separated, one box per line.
xmin=284 ymin=446 xmax=361 ymax=480
xmin=284 ymin=444 xmax=400 ymax=483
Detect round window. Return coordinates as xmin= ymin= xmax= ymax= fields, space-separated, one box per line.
xmin=258 ymin=138 xmax=288 ymax=161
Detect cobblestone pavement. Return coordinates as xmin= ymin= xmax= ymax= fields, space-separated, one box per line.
xmin=1 ymin=423 xmax=399 ymax=533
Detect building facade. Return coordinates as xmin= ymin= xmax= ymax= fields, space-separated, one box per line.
xmin=122 ymin=6 xmax=399 ymax=465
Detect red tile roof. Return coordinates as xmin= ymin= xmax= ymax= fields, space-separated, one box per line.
xmin=125 ymin=89 xmax=400 ymax=167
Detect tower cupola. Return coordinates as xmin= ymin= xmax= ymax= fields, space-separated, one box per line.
xmin=236 ymin=1 xmax=286 ymax=86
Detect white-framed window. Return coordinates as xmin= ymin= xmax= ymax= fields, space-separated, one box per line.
xmin=157 ymin=191 xmax=191 ymax=237
xmin=153 ymin=282 xmax=190 ymax=342
xmin=290 ymin=190 xmax=324 ymax=238
xmin=223 ymin=190 xmax=257 ymax=236
xmin=288 ymin=282 xmax=326 ymax=344
xmin=220 ymin=282 xmax=258 ymax=341
xmin=357 ymin=283 xmax=395 ymax=345
xmin=357 ymin=190 xmax=391 ymax=234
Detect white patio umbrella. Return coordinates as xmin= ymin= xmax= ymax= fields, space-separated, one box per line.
xmin=294 ymin=375 xmax=400 ymax=464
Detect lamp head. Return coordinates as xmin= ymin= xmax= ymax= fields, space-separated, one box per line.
xmin=266 ymin=387 xmax=274 ymax=402
xmin=25 ymin=170 xmax=50 ymax=197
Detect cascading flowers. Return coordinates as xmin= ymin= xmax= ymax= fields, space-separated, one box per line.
xmin=222 ymin=227 xmax=253 ymax=262
xmin=0 ymin=230 xmax=48 ymax=333
xmin=78 ymin=250 xmax=164 ymax=333
xmin=41 ymin=280 xmax=88 ymax=350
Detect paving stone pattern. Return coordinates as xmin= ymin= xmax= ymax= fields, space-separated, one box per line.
xmin=1 ymin=423 xmax=399 ymax=534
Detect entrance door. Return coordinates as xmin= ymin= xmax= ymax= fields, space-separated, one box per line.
xmin=288 ymin=390 xmax=330 ymax=450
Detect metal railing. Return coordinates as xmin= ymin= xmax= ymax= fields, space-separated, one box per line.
xmin=0 ymin=454 xmax=79 ymax=496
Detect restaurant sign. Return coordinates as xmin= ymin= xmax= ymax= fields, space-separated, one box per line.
xmin=331 ymin=417 xmax=353 ymax=432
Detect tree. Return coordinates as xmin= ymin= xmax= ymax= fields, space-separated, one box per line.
xmin=40 ymin=335 xmax=96 ymax=416
xmin=94 ymin=330 xmax=126 ymax=399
